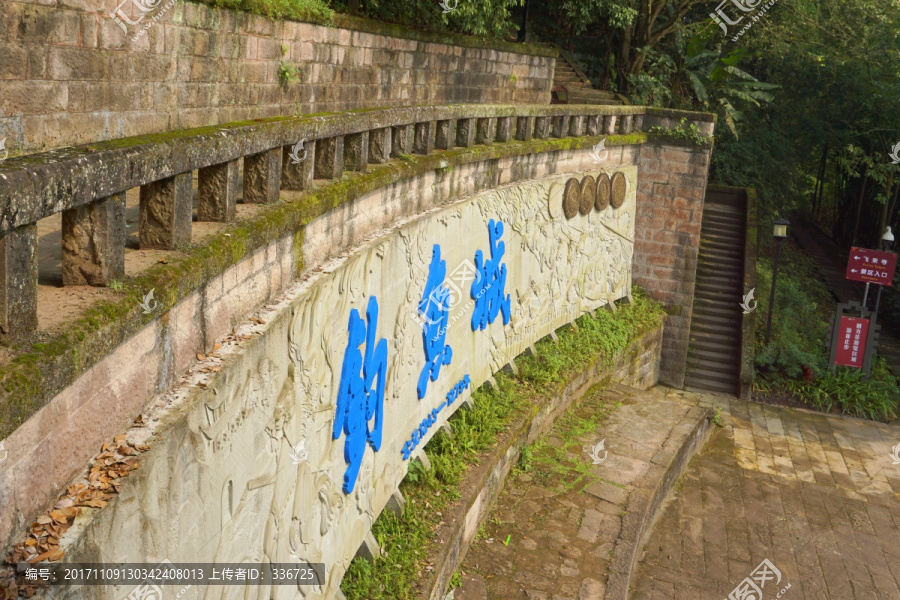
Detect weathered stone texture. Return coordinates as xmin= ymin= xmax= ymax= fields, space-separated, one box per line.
xmin=344 ymin=131 xmax=369 ymax=171
xmin=315 ymin=136 xmax=344 ymax=179
xmin=282 ymin=139 xmax=316 ymax=190
xmin=139 ymin=172 xmax=193 ymax=249
xmin=61 ymin=192 xmax=126 ymax=286
xmin=0 ymin=224 xmax=38 ymax=339
xmin=368 ymin=127 xmax=391 ymax=164
xmin=0 ymin=4 xmax=554 ymax=153
xmin=198 ymin=161 xmax=238 ymax=221
xmin=243 ymin=148 xmax=282 ymax=204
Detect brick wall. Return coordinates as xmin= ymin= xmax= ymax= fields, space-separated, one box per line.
xmin=0 ymin=1 xmax=555 ymax=155
xmin=633 ymin=143 xmax=713 ymax=387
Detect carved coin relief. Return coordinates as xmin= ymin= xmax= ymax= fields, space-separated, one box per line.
xmin=579 ymin=176 xmax=596 ymax=215
xmin=563 ymin=178 xmax=580 ymax=219
xmin=596 ymin=173 xmax=611 ymax=211
xmin=610 ymin=171 xmax=627 ymax=209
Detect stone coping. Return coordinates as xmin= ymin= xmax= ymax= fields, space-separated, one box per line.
xmin=0 ymin=130 xmax=644 ymax=444
xmin=0 ymin=105 xmax=712 ymax=232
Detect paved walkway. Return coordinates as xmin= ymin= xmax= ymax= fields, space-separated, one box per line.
xmin=634 ymin=397 xmax=900 ymax=600
xmin=454 ymin=385 xmax=717 ymax=600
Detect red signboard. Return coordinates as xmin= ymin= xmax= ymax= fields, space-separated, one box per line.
xmin=845 ymin=247 xmax=896 ymax=285
xmin=834 ymin=316 xmax=869 ymax=368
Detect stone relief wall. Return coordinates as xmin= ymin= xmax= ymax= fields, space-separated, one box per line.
xmin=51 ymin=166 xmax=635 ymax=600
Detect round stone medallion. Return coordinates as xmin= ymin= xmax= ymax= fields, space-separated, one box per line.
xmin=610 ymin=171 xmax=627 ymax=209
xmin=563 ymin=178 xmax=580 ymax=219
xmin=579 ymin=176 xmax=596 ymax=215
xmin=595 ymin=173 xmax=611 ymax=211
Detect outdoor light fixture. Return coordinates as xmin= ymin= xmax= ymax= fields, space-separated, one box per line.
xmin=765 ymin=218 xmax=790 ymax=345
xmin=883 ymin=226 xmax=895 ymax=251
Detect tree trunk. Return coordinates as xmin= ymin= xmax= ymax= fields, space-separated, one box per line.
xmin=813 ymin=145 xmax=827 ymax=221
xmin=851 ymin=170 xmax=869 ymax=247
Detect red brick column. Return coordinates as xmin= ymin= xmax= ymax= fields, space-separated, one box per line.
xmin=633 ymin=143 xmax=713 ymax=387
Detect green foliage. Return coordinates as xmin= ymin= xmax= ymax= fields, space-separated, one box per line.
xmin=108 ymin=280 xmax=124 ymax=292
xmin=754 ymin=240 xmax=900 ymax=421
xmin=448 ymin=569 xmax=463 ymax=589
xmin=647 ymin=117 xmax=711 ymax=147
xmin=201 ymin=0 xmax=334 ymax=25
xmin=332 ymin=0 xmax=523 ymax=39
xmin=341 ymin=287 xmax=664 ymax=599
xmin=279 ymin=60 xmax=302 ymax=85
xmin=709 ymin=408 xmax=723 ymax=427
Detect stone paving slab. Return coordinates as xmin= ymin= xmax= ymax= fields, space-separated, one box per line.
xmin=454 ymin=384 xmax=718 ymax=600
xmin=632 ymin=397 xmax=900 ymax=600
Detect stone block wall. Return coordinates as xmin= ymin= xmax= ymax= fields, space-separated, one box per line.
xmin=0 ymin=1 xmax=555 ymax=154
xmin=633 ymin=142 xmax=713 ymax=387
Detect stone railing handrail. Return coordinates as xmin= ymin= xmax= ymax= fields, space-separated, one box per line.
xmin=0 ymin=103 xmax=713 ymax=341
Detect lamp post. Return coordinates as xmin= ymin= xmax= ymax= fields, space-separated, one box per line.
xmin=764 ymin=218 xmax=790 ymax=345
xmin=872 ymin=226 xmax=895 ymax=318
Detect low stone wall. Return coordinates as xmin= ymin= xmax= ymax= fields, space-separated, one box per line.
xmin=0 ymin=0 xmax=555 ymax=154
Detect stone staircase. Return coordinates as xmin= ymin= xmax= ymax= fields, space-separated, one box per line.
xmin=551 ymin=49 xmax=624 ymax=106
xmin=684 ymin=193 xmax=747 ymax=396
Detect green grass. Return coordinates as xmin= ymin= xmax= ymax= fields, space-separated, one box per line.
xmin=201 ymin=0 xmax=334 ymax=25
xmin=340 ymin=287 xmax=664 ymax=599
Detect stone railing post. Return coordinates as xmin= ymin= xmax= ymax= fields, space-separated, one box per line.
xmin=551 ymin=115 xmax=570 ymax=138
xmin=568 ymin=115 xmax=585 ymax=137
xmin=435 ymin=120 xmax=456 ymax=150
xmin=534 ymin=116 xmax=551 ymax=139
xmin=496 ymin=117 xmax=514 ymax=143
xmin=281 ymin=140 xmax=316 ymax=191
xmin=369 ymin=128 xmax=392 ymax=164
xmin=315 ymin=137 xmax=345 ymax=180
xmin=391 ymin=125 xmax=413 ymax=157
xmin=619 ymin=115 xmax=634 ymax=134
xmin=244 ymin=148 xmax=282 ymax=203
xmin=198 ymin=160 xmax=239 ymax=221
xmin=603 ymin=115 xmax=617 ymax=135
xmin=0 ymin=223 xmax=38 ymax=340
xmin=345 ymin=132 xmax=369 ymax=171
xmin=586 ymin=115 xmax=601 ymax=136
xmin=456 ymin=118 xmax=477 ymax=147
xmin=61 ymin=192 xmax=126 ymax=286
xmin=139 ymin=172 xmax=193 ymax=249
xmin=414 ymin=122 xmax=435 ymax=155
xmin=516 ymin=116 xmax=534 ymax=141
xmin=476 ymin=118 xmax=496 ymax=145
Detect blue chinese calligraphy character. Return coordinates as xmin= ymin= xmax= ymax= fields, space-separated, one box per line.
xmin=471 ymin=219 xmax=511 ymax=330
xmin=333 ymin=296 xmax=388 ymax=494
xmin=417 ymin=245 xmax=453 ymax=399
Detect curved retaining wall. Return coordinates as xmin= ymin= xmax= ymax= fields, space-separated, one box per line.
xmin=38 ymin=152 xmax=638 ymax=599
xmin=0 ymin=0 xmax=555 ymax=154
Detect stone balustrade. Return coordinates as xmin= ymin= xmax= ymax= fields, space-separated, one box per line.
xmin=0 ymin=104 xmax=712 ymax=342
